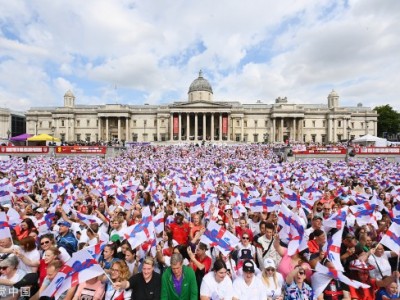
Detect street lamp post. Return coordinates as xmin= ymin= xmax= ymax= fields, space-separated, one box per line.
xmin=7 ymin=129 xmax=11 ymax=139
xmin=51 ymin=127 xmax=55 ymax=146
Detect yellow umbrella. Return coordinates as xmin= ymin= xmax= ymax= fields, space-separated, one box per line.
xmin=27 ymin=133 xmax=61 ymax=142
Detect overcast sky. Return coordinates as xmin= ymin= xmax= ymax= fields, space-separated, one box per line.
xmin=1 ymin=0 xmax=399 ymax=112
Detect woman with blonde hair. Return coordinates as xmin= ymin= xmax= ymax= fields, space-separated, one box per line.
xmin=103 ymin=260 xmax=132 ymax=300
xmin=258 ymin=258 xmax=284 ymax=300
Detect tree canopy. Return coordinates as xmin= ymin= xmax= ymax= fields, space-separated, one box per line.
xmin=374 ymin=105 xmax=400 ymax=138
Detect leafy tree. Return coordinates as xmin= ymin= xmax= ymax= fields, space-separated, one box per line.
xmin=374 ymin=105 xmax=400 ymax=138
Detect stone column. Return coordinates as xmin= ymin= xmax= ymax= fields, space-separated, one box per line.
xmin=65 ymin=119 xmax=69 ymax=141
xmin=271 ymin=118 xmax=276 ymax=143
xmin=195 ymin=113 xmax=198 ymax=140
xmin=328 ymin=118 xmax=332 ymax=142
xmin=219 ymin=113 xmax=222 ymax=141
xmin=170 ymin=114 xmax=173 ymax=141
xmin=106 ymin=118 xmax=109 ymax=141
xmin=299 ymin=119 xmax=303 ymax=142
xmin=280 ymin=118 xmax=284 ymax=142
xmin=227 ymin=116 xmax=231 ymax=141
xmin=293 ymin=117 xmax=296 ymax=141
xmin=333 ymin=119 xmax=337 ymax=142
xmin=203 ymin=113 xmax=206 ymax=140
xmin=98 ymin=117 xmax=102 ymax=141
xmin=178 ymin=113 xmax=182 ymax=141
xmin=156 ymin=117 xmax=160 ymax=141
xmin=187 ymin=114 xmax=190 ymax=141
xmin=117 ymin=117 xmax=121 ymax=141
xmin=125 ymin=117 xmax=129 ymax=141
xmin=241 ymin=117 xmax=244 ymax=142
xmin=211 ymin=113 xmax=215 ymax=141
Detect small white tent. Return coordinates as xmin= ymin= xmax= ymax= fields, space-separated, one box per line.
xmin=352 ymin=134 xmax=388 ymax=147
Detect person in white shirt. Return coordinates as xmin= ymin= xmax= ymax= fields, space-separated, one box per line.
xmin=200 ymin=259 xmax=233 ymax=300
xmin=232 ymin=260 xmax=264 ymax=300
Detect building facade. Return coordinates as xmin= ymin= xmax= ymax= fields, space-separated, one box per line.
xmin=25 ymin=71 xmax=378 ymax=144
xmin=0 ymin=108 xmax=26 ymax=139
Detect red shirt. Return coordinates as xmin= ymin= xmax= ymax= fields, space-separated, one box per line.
xmin=169 ymin=222 xmax=190 ymax=245
xmin=191 ymin=255 xmax=212 ymax=273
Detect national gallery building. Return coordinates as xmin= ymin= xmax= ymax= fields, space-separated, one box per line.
xmin=25 ymin=71 xmax=378 ymax=144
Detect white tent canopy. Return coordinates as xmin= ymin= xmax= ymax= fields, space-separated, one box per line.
xmin=352 ymin=134 xmax=388 ymax=147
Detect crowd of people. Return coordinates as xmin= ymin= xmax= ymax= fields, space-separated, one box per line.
xmin=0 ymin=143 xmax=400 ymax=300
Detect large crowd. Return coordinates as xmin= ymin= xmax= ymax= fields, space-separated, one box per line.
xmin=0 ymin=143 xmax=399 ymax=300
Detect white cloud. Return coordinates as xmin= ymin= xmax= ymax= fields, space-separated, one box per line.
xmin=0 ymin=0 xmax=399 ymax=112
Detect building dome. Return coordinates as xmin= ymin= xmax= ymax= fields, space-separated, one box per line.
xmin=188 ymin=70 xmax=213 ymax=94
xmin=329 ymin=89 xmax=339 ymax=97
xmin=64 ymin=90 xmax=75 ymax=98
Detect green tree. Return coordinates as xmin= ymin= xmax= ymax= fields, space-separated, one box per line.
xmin=374 ymin=105 xmax=400 ymax=138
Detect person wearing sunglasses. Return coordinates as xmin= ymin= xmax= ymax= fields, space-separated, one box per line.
xmin=284 ymin=265 xmax=313 ymax=300
xmin=0 ymin=256 xmax=26 ymax=300
xmin=258 ymin=258 xmax=284 ymax=300
xmin=39 ymin=234 xmax=70 ymax=263
xmin=103 ymin=260 xmax=131 ymax=300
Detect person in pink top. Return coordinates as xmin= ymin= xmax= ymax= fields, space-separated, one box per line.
xmin=272 ymin=233 xmax=312 ymax=281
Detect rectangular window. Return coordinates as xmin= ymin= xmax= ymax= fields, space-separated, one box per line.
xmin=351 ymin=122 xmax=354 ymax=128
xmin=132 ymin=133 xmax=138 ymax=142
xmin=361 ymin=122 xmax=364 ymax=128
xmin=322 ymin=120 xmax=326 ymax=127
xmin=87 ymin=120 xmax=90 ymax=127
xmin=303 ymin=120 xmax=306 ymax=127
xmin=143 ymin=133 xmax=148 ymax=141
xmin=253 ymin=134 xmax=258 ymax=142
xmin=77 ymin=120 xmax=80 ymax=127
xmin=243 ymin=134 xmax=248 ymax=142
xmin=312 ymin=121 xmax=316 ymax=127
xmin=96 ymin=120 xmax=99 ymax=127
xmin=60 ymin=133 xmax=65 ymax=142
xmin=265 ymin=120 xmax=268 ymax=127
xmin=39 ymin=122 xmax=42 ymax=128
xmin=86 ymin=134 xmax=91 ymax=142
xmin=236 ymin=134 xmax=241 ymax=141
xmin=303 ymin=134 xmax=306 ymax=142
xmin=133 ymin=120 xmax=136 ymax=127
xmin=311 ymin=134 xmax=316 ymax=142
xmin=237 ymin=120 xmax=240 ymax=126
xmin=254 ymin=120 xmax=258 ymax=128
xmin=95 ymin=133 xmax=99 ymax=141
xmin=154 ymin=120 xmax=157 ymax=127
xmin=49 ymin=121 xmax=52 ymax=128
xmin=321 ymin=135 xmax=326 ymax=144
xmin=153 ymin=133 xmax=157 ymax=141
xmin=244 ymin=121 xmax=247 ymax=127
xmin=338 ymin=120 xmax=342 ymax=127
xmin=76 ymin=134 xmax=81 ymax=141
xmin=61 ymin=120 xmax=65 ymax=127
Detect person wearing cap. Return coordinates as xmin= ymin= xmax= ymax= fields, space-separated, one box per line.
xmin=161 ymin=253 xmax=198 ymax=300
xmin=232 ymin=259 xmax=264 ymax=300
xmin=348 ymin=259 xmax=399 ymax=300
xmin=167 ymin=211 xmax=190 ymax=246
xmin=284 ymin=265 xmax=314 ymax=300
xmin=340 ymin=232 xmax=358 ymax=272
xmin=257 ymin=258 xmax=284 ymax=300
xmin=56 ymin=221 xmax=77 ymax=256
xmin=0 ymin=255 xmax=26 ymax=299
xmin=304 ymin=215 xmax=323 ymax=241
xmin=200 ymin=259 xmax=233 ymax=300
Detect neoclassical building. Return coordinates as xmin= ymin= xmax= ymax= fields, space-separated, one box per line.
xmin=25 ymin=71 xmax=378 ymax=144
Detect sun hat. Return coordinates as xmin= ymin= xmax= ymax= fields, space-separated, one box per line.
xmin=263 ymin=258 xmax=276 ymax=269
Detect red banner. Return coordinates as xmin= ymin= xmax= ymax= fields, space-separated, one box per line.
xmin=173 ymin=115 xmax=179 ymax=135
xmin=353 ymin=147 xmax=400 ymax=155
xmin=55 ymin=146 xmax=107 ymax=154
xmin=222 ymin=116 xmax=228 ymax=135
xmin=0 ymin=146 xmax=49 ymax=154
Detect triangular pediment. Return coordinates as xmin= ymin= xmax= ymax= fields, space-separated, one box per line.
xmin=170 ymin=100 xmax=231 ymax=109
